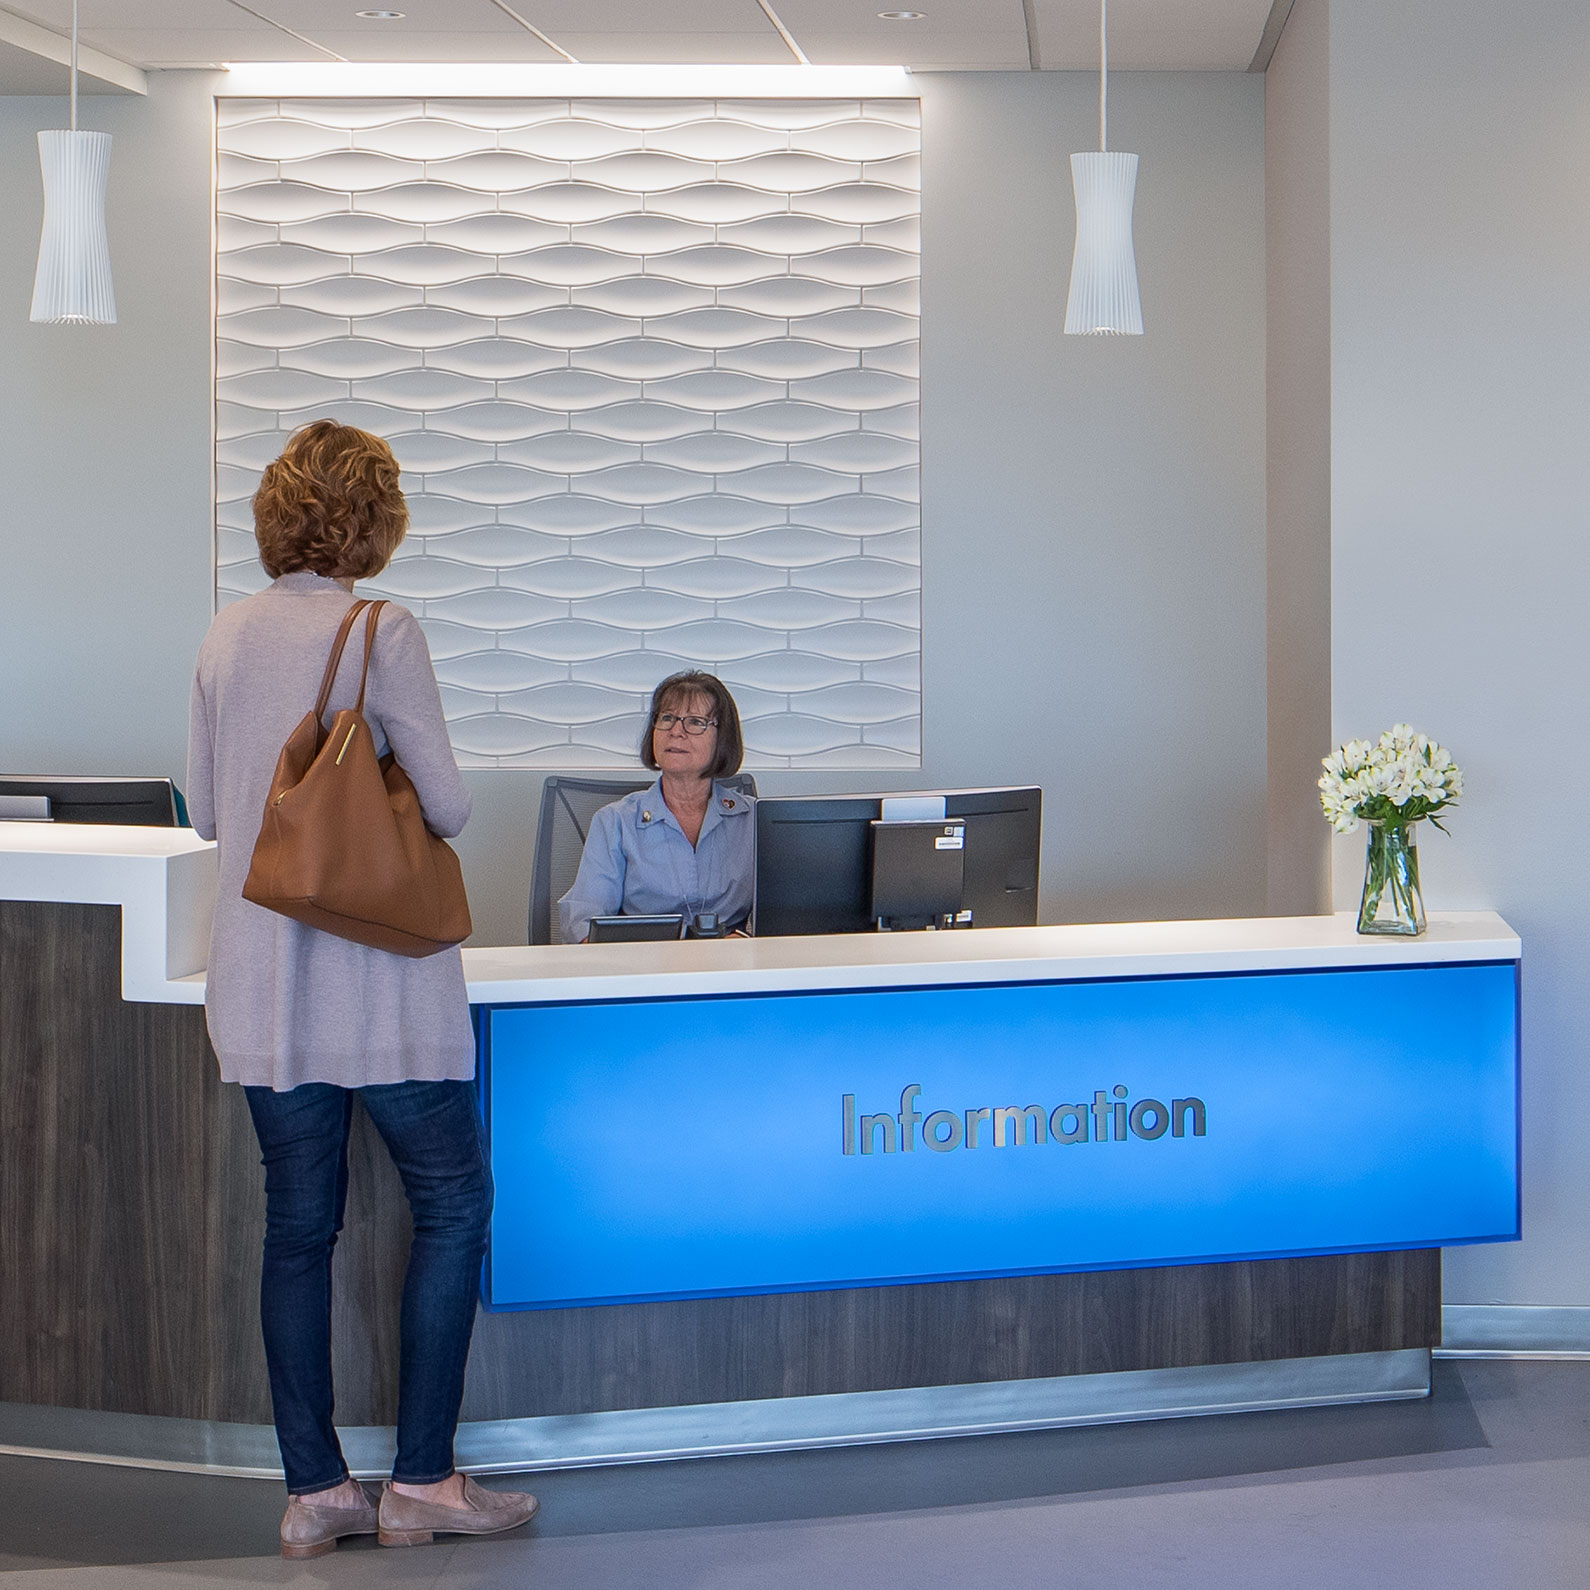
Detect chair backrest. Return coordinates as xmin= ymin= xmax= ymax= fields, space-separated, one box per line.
xmin=527 ymin=772 xmax=759 ymax=944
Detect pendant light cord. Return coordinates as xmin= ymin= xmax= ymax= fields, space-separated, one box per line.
xmin=69 ymin=0 xmax=78 ymax=132
xmin=1098 ymin=0 xmax=1107 ymax=152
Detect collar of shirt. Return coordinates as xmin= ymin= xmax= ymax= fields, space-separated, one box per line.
xmin=634 ymin=779 xmax=750 ymax=844
xmin=271 ymin=570 xmax=350 ymax=596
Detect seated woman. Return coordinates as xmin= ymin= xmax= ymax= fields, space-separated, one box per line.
xmin=559 ymin=671 xmax=754 ymax=942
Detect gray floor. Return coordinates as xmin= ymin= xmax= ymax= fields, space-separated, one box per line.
xmin=0 ymin=1359 xmax=1585 ymax=1587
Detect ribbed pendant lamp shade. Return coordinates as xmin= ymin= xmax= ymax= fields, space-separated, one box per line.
xmin=1063 ymin=151 xmax=1142 ymax=336
xmin=1064 ymin=0 xmax=1143 ymax=336
xmin=31 ymin=129 xmax=116 ymax=325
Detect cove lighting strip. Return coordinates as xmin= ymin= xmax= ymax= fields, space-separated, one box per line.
xmin=218 ymin=63 xmax=915 ymax=99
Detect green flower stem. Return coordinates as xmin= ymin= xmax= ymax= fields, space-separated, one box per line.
xmin=1358 ymin=821 xmax=1427 ymax=936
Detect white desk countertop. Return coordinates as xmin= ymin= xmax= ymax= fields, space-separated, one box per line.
xmin=0 ymin=825 xmax=1521 ymax=1007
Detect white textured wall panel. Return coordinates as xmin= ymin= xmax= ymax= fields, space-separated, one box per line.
xmin=215 ymin=97 xmax=921 ymax=769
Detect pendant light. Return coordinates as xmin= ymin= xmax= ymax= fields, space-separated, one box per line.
xmin=31 ymin=0 xmax=117 ymax=325
xmin=1063 ymin=0 xmax=1141 ymax=336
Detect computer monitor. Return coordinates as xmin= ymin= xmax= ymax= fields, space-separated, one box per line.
xmin=870 ymin=819 xmax=965 ymax=929
xmin=752 ymin=796 xmax=878 ymax=936
xmin=0 ymin=775 xmax=181 ymax=827
xmin=946 ymin=786 xmax=1043 ymax=929
xmin=752 ymin=786 xmax=1041 ymax=936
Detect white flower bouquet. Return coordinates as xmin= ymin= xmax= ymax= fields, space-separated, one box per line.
xmin=1319 ymin=725 xmax=1463 ymax=936
xmin=1318 ymin=724 xmax=1463 ymax=834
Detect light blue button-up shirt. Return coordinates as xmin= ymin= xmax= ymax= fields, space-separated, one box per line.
xmin=558 ymin=779 xmax=756 ymax=943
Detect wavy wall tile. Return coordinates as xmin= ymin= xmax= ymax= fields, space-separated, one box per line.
xmin=361 ymin=120 xmax=498 ymax=161
xmin=805 ymin=744 xmax=919 ymax=769
xmin=217 ymin=97 xmax=919 ymax=768
xmin=643 ymin=370 xmax=783 ymax=410
xmin=215 ymin=340 xmax=274 ymax=379
xmin=743 ymin=714 xmax=861 ymax=757
xmin=863 ymin=717 xmax=924 ymax=755
xmin=644 ymin=558 xmax=786 ymax=599
xmin=792 ymin=556 xmax=919 ymax=598
xmin=574 ymin=340 xmax=713 ymax=380
xmin=500 ymin=120 xmax=638 ymax=160
xmin=645 ymin=432 xmax=786 ymax=472
xmin=719 ymin=213 xmax=858 ymax=252
xmin=720 ymin=278 xmax=858 ymax=317
xmin=719 ymin=650 xmax=861 ymax=691
xmin=576 ymin=278 xmax=713 ymax=317
xmin=865 ymin=403 xmax=921 ymax=440
xmin=732 ymin=525 xmax=862 ymax=565
xmin=353 ymin=183 xmax=492 ymax=224
xmin=863 ymin=653 xmax=921 ymax=690
xmin=573 ymin=650 xmax=696 ymax=691
xmin=284 ymin=340 xmax=418 ymax=380
xmin=498 ymin=558 xmax=637 ymax=599
xmin=574 ymin=212 xmax=714 ymax=253
xmin=645 ymin=496 xmax=784 ymax=534
xmin=646 ymin=121 xmax=788 ymax=161
xmin=731 ymin=401 xmax=855 ymax=443
xmin=281 ymin=213 xmax=422 ymax=252
xmin=800 ymin=120 xmax=919 ymax=162
xmin=280 ymin=277 xmax=422 ymax=316
xmin=718 ymin=588 xmax=861 ymax=629
xmin=579 ymin=526 xmax=707 ymax=566
xmin=573 ymin=589 xmax=715 ymax=629
xmin=579 ymin=401 xmax=703 ymax=443
xmin=716 ymin=100 xmax=865 ymax=130
xmin=217 ymin=279 xmax=279 ymax=315
xmin=572 ymin=717 xmax=653 ymax=758
xmin=790 ymin=432 xmax=918 ymax=473
xmin=437 ymin=651 xmax=569 ymax=693
xmin=426 ymin=341 xmax=569 ymax=380
xmin=418 ymin=101 xmax=572 ymax=131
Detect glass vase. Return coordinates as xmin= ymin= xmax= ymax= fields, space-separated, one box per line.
xmin=1357 ymin=820 xmax=1426 ymax=936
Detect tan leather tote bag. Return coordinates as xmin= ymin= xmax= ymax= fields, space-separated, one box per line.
xmin=243 ymin=599 xmax=473 ymax=957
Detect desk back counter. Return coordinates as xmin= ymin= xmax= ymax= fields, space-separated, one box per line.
xmin=0 ymin=827 xmax=1520 ymax=1476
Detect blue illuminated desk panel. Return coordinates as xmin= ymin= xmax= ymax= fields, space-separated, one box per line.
xmin=477 ymin=958 xmax=1519 ymax=1311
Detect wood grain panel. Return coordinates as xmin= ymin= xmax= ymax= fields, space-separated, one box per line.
xmin=0 ymin=900 xmax=234 ymax=1418
xmin=460 ymin=1248 xmax=1439 ymax=1418
xmin=1 ymin=900 xmax=1440 ymax=1431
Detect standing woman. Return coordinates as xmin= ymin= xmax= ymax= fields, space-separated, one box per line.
xmin=187 ymin=421 xmax=535 ymax=1558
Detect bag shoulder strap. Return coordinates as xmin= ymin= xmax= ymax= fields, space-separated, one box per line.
xmin=312 ymin=599 xmax=371 ymax=723
xmin=354 ymin=600 xmax=388 ymax=714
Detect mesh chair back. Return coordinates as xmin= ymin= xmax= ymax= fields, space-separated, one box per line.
xmin=528 ymin=772 xmax=758 ymax=944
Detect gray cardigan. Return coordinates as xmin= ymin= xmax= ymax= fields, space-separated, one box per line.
xmin=187 ymin=572 xmax=475 ymax=1091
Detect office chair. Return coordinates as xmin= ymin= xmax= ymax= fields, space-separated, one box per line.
xmin=528 ymin=772 xmax=758 ymax=944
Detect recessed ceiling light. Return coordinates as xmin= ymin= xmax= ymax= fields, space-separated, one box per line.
xmin=355 ymin=9 xmax=404 ymax=17
xmin=877 ymin=9 xmax=926 ymax=17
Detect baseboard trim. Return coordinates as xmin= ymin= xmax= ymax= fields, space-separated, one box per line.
xmin=0 ymin=1349 xmax=1430 ymax=1479
xmin=1439 ymin=1305 xmax=1590 ymax=1359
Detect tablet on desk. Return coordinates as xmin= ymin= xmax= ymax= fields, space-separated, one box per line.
xmin=587 ymin=914 xmax=686 ymax=944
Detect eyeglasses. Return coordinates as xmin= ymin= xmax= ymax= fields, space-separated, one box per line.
xmin=655 ymin=712 xmax=717 ymax=736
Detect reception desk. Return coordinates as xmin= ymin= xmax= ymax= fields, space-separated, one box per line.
xmin=0 ymin=826 xmax=1521 ymax=1476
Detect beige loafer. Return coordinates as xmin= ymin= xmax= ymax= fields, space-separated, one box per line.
xmin=378 ymin=1475 xmax=539 ymax=1547
xmin=279 ymin=1484 xmax=379 ymax=1560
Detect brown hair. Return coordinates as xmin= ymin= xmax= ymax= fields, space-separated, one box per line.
xmin=640 ymin=671 xmax=744 ymax=778
xmin=253 ymin=420 xmax=409 ymax=580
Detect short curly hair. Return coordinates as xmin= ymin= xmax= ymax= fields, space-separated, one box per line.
xmin=253 ymin=420 xmax=408 ymax=580
xmin=640 ymin=671 xmax=745 ymax=778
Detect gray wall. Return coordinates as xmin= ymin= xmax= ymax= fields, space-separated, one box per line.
xmin=1327 ymin=0 xmax=1590 ymax=1306
xmin=1264 ymin=0 xmax=1332 ymax=915
xmin=0 ymin=69 xmax=1267 ymax=945
xmin=0 ymin=77 xmax=216 ymax=789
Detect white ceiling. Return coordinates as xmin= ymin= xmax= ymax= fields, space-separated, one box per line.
xmin=0 ymin=0 xmax=1287 ymax=91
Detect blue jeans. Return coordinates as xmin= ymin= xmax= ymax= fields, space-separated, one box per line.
xmin=244 ymin=1080 xmax=493 ymax=1495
